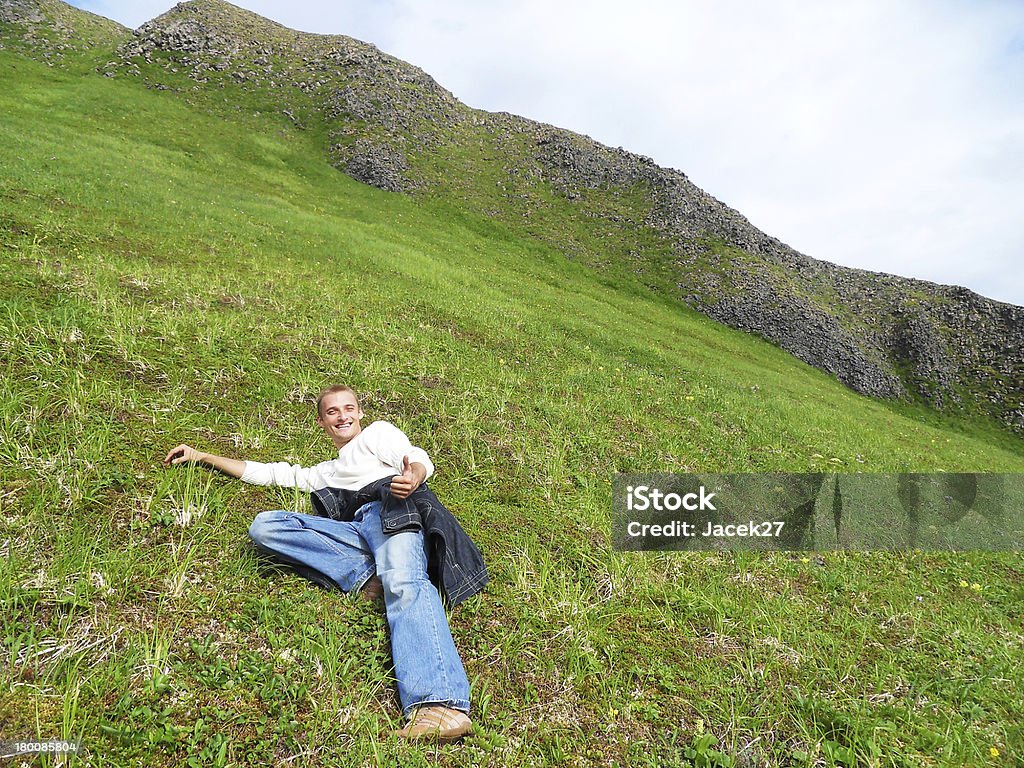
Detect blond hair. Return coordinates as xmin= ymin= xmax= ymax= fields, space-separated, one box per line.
xmin=315 ymin=385 xmax=360 ymax=418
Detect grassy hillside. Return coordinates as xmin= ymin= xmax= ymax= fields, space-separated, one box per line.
xmin=2 ymin=47 xmax=1023 ymax=768
xmin=89 ymin=0 xmax=1024 ymax=433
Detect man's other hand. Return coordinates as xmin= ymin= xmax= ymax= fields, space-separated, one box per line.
xmin=164 ymin=444 xmax=205 ymax=467
xmin=390 ymin=455 xmax=425 ymax=500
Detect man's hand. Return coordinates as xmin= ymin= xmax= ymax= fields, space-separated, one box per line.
xmin=163 ymin=444 xmax=246 ymax=478
xmin=390 ymin=455 xmax=426 ymax=500
xmin=164 ymin=444 xmax=205 ymax=467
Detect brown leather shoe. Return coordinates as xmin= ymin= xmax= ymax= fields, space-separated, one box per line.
xmin=395 ymin=706 xmax=472 ymax=742
xmin=359 ymin=575 xmax=383 ymax=602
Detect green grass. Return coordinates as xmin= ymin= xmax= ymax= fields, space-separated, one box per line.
xmin=2 ymin=48 xmax=1023 ymax=767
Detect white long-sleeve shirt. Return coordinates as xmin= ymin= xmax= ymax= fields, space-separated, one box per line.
xmin=240 ymin=421 xmax=434 ymax=492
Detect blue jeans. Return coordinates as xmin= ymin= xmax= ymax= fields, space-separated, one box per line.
xmin=248 ymin=502 xmax=471 ymax=716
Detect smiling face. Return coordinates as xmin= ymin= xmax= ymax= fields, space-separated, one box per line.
xmin=316 ymin=389 xmax=364 ymax=449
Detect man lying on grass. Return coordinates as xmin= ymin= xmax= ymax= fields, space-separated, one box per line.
xmin=163 ymin=384 xmax=488 ymax=742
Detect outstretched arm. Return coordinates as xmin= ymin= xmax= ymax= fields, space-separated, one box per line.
xmin=164 ymin=444 xmax=246 ymax=479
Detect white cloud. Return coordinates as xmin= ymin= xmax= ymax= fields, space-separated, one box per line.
xmin=68 ymin=0 xmax=1024 ymax=304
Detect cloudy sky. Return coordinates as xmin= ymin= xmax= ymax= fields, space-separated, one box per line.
xmin=69 ymin=0 xmax=1024 ymax=306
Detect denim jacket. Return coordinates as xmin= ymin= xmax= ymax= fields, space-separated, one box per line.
xmin=310 ymin=477 xmax=488 ymax=606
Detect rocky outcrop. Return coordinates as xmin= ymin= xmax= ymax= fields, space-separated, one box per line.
xmin=0 ymin=1 xmax=45 ymax=23
xmin=342 ymin=138 xmax=414 ymax=193
xmin=0 ymin=0 xmax=128 ymax=58
xmin=506 ymin=124 xmax=1024 ymax=424
xmin=110 ymin=0 xmax=463 ymax=193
